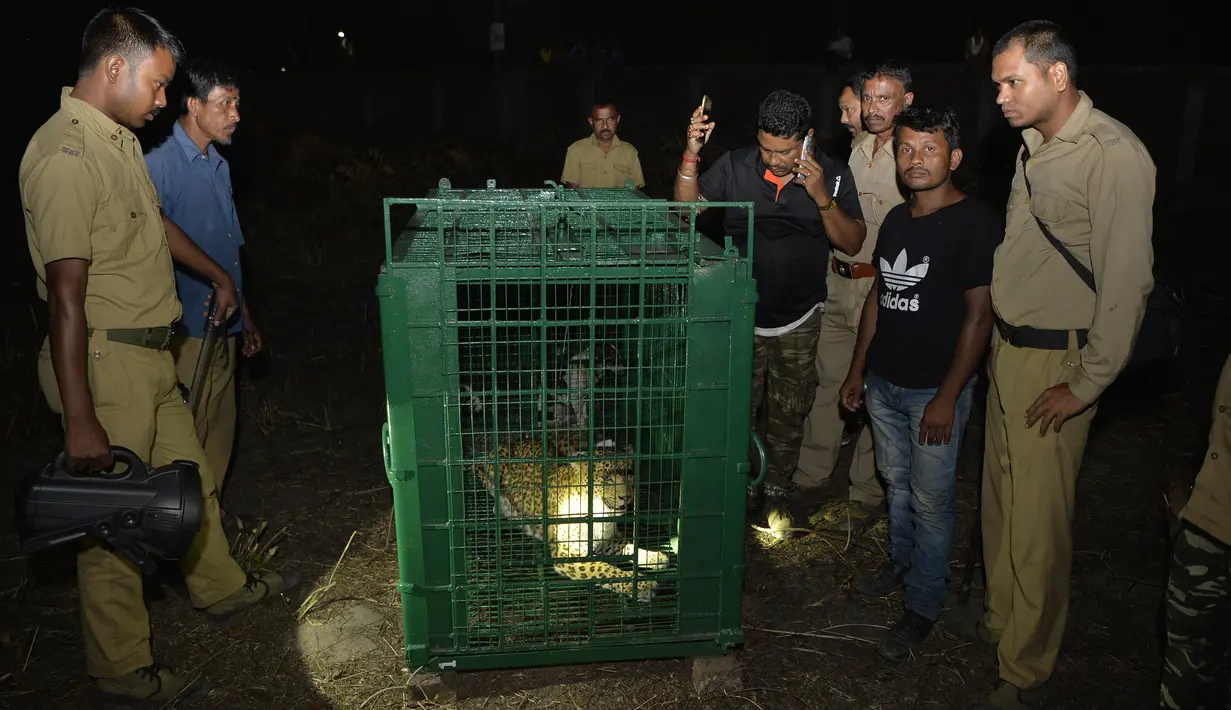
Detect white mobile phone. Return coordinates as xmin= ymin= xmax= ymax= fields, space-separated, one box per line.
xmin=795 ymin=135 xmax=814 ymax=182
xmin=698 ymin=94 xmax=713 ymax=144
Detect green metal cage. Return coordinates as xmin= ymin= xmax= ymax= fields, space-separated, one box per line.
xmin=376 ymin=178 xmax=762 ymax=672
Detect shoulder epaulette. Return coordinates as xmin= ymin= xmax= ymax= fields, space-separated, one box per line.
xmin=56 ymin=119 xmax=86 ymax=158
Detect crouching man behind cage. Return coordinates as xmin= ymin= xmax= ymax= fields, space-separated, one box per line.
xmin=839 ymin=107 xmax=1000 ymax=660
xmin=674 ymin=89 xmax=866 ymax=530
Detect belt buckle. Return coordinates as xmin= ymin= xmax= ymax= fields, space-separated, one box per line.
xmin=995 ymin=320 xmax=1010 ymax=343
xmin=141 ymin=327 xmax=170 ymax=350
xmin=836 ymin=260 xmax=852 ymax=278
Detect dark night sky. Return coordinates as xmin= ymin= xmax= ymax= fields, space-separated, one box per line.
xmin=17 ymin=1 xmax=1215 ymax=75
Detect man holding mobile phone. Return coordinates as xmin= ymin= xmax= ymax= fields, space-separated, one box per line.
xmin=799 ymin=64 xmax=915 ymax=532
xmin=675 ymin=90 xmax=866 ymax=529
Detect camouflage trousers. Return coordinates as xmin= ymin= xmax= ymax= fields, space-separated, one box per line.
xmin=750 ymin=308 xmax=823 ymax=493
xmin=1160 ymin=521 xmax=1231 ymax=710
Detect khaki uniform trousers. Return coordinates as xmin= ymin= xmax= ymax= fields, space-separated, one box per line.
xmin=981 ymin=332 xmax=1097 ymax=690
xmin=171 ymin=334 xmax=238 ymax=493
xmin=37 ymin=331 xmax=247 ymax=678
xmin=798 ymin=270 xmax=882 ymax=503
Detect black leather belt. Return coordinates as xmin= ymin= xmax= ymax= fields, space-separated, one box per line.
xmin=996 ymin=319 xmax=1087 ymax=351
xmin=85 ymin=326 xmax=174 ymax=351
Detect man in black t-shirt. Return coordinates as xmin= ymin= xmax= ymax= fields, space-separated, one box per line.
xmin=838 ymin=107 xmax=1000 ymax=660
xmin=675 ymin=90 xmax=866 ymax=526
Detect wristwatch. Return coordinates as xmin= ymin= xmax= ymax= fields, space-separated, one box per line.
xmin=818 ymin=198 xmax=837 ymax=211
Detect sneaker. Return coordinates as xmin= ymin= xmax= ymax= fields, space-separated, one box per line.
xmin=95 ymin=664 xmax=211 ymax=706
xmin=982 ymin=680 xmax=1044 ymax=709
xmin=854 ymin=559 xmax=909 ymax=597
xmin=203 ymin=569 xmax=303 ymax=621
xmin=877 ymin=609 xmax=935 ymax=661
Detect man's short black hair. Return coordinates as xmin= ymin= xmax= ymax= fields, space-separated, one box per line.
xmin=894 ymin=107 xmax=961 ymax=151
xmin=757 ymin=89 xmax=811 ymax=141
xmin=79 ymin=7 xmax=185 ymax=77
xmin=180 ymin=58 xmax=240 ymax=111
xmin=868 ymin=63 xmax=913 ymax=94
xmin=993 ymin=20 xmax=1078 ymax=84
xmin=591 ymin=101 xmax=619 ymax=114
xmin=846 ymin=71 xmax=871 ymax=96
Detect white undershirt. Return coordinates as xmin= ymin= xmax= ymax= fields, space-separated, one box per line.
xmin=754 ymin=302 xmax=824 ymax=338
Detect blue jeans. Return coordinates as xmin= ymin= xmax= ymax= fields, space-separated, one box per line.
xmin=864 ymin=370 xmax=976 ymax=620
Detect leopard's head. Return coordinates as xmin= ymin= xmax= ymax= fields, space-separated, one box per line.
xmin=592 ymin=456 xmax=635 ymax=511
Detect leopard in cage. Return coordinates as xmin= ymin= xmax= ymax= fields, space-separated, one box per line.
xmin=471 ymin=433 xmax=670 ymax=602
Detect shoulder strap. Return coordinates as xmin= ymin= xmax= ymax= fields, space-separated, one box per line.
xmin=1019 ymin=146 xmax=1096 ymax=292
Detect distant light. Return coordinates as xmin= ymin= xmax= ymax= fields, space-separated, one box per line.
xmin=280 ymin=67 xmax=287 ymax=72
xmin=337 ymin=31 xmax=345 ymax=38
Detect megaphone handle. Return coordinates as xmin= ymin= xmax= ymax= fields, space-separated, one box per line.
xmin=109 ymin=446 xmax=148 ymax=478
xmin=55 ymin=445 xmax=147 ymax=479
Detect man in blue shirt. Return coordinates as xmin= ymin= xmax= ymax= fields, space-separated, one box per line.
xmin=146 ymin=58 xmax=261 ymax=510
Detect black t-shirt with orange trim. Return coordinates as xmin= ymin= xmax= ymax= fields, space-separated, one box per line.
xmin=698 ymin=147 xmax=862 ymax=330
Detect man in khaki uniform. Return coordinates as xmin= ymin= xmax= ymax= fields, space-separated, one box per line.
xmin=19 ymin=8 xmax=298 ymax=705
xmin=972 ymin=21 xmax=1156 ymax=709
xmin=1159 ymin=352 xmax=1231 ymax=709
xmin=561 ymin=102 xmax=645 ymax=189
xmin=798 ymin=65 xmax=913 ymax=530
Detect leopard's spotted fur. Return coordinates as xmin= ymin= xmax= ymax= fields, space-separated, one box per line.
xmin=473 ymin=434 xmax=667 ymax=601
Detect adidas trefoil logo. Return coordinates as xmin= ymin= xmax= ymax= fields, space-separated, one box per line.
xmin=879 ymin=249 xmax=929 ymax=291
xmin=879 ymin=249 xmax=929 ymax=312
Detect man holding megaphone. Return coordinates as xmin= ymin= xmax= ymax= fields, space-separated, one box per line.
xmin=18 ymin=7 xmax=299 ymax=706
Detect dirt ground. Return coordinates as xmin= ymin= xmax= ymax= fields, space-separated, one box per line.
xmin=0 ymin=131 xmax=1222 ymax=710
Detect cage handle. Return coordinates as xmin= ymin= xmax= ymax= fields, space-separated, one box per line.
xmin=381 ymin=421 xmax=392 ymax=474
xmin=749 ymin=430 xmax=768 ymax=487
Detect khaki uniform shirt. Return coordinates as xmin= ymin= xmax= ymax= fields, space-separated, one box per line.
xmin=1184 ymin=353 xmax=1231 ymax=547
xmin=991 ymin=91 xmax=1156 ymax=404
xmin=561 ymin=135 xmax=645 ymax=189
xmin=845 ymin=130 xmax=904 ymax=264
xmin=20 ymin=87 xmax=181 ymax=331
